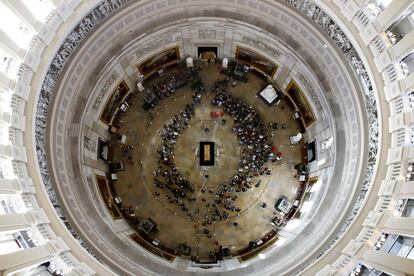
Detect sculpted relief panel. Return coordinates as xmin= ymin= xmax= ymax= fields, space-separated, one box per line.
xmin=199 ymin=29 xmax=217 ymax=40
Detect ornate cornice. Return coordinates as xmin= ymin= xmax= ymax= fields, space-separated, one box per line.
xmin=32 ymin=0 xmax=378 ymax=273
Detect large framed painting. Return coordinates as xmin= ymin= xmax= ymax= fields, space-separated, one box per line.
xmin=138 ymin=47 xmax=180 ymax=75
xmin=235 ymin=46 xmax=277 ymax=77
xmin=100 ymin=80 xmax=129 ymax=125
xmin=96 ymin=175 xmax=122 ymax=219
xmin=286 ymin=80 xmax=316 ymax=127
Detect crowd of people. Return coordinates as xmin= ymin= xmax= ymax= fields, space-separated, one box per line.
xmin=212 ymin=78 xmax=276 ymax=174
xmin=154 ymin=101 xmax=198 ymax=201
xmin=144 ymin=67 xmax=205 ymax=109
xmin=152 ymin=77 xmax=276 ymax=233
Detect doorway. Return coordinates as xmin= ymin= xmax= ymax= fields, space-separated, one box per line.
xmin=197 ymin=46 xmax=218 ymax=59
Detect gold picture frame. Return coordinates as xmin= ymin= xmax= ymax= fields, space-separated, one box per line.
xmin=138 ymin=47 xmax=180 ymax=76
xmin=100 ymin=80 xmax=130 ymax=125
xmin=235 ymin=46 xmax=277 ymax=77
xmin=286 ymin=80 xmax=316 ymax=127
xmin=96 ymin=175 xmax=122 ymax=219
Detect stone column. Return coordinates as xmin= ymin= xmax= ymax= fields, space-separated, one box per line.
xmin=181 ymin=28 xmax=195 ymax=58
xmin=399 ymin=180 xmax=414 ymax=198
xmin=0 ymin=178 xmax=34 ymax=194
xmin=393 ymin=29 xmax=414 ymax=59
xmin=222 ymin=28 xmax=234 ymax=58
xmin=383 ymin=217 xmax=414 ymax=237
xmin=361 ymin=249 xmax=414 ymax=276
xmin=0 ymin=238 xmax=68 ymax=275
xmin=337 ymin=0 xmax=360 ymax=21
xmin=2 ymin=0 xmax=42 ymax=31
xmin=0 ymin=213 xmax=34 ymax=232
xmin=401 ymin=73 xmax=414 ymax=93
xmin=0 ymin=145 xmax=27 ymax=162
xmin=0 ymin=30 xmax=25 ymax=60
xmin=375 ymin=0 xmax=414 ymax=31
xmin=0 ymin=209 xmax=49 ymax=232
xmin=0 ymin=179 xmax=23 ymax=194
xmin=273 ymin=56 xmax=295 ymax=88
xmin=0 ymin=70 xmax=16 ymax=90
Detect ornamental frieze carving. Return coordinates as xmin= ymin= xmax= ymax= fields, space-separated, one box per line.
xmin=297 ymin=73 xmax=323 ymax=112
xmin=93 ymin=73 xmax=117 ymax=109
xmin=284 ymin=0 xmax=379 ymax=267
xmin=199 ymin=29 xmax=216 ymax=40
xmin=241 ymin=36 xmax=282 ymax=58
xmin=35 ymin=0 xmax=131 ymax=261
xmin=135 ymin=30 xmax=179 ymax=58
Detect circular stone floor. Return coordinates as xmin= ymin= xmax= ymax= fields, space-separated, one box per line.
xmin=109 ymin=63 xmax=304 ymax=261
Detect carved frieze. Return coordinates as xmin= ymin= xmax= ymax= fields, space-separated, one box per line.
xmin=297 ymin=73 xmax=322 ymax=112
xmin=35 ymin=0 xmax=130 ymax=262
xmin=284 ymin=0 xmax=379 ymax=267
xmin=241 ymin=36 xmax=282 ymax=58
xmin=199 ymin=29 xmax=217 ymax=40
xmin=135 ymin=30 xmax=178 ymax=58
xmin=93 ymin=74 xmax=117 ymax=109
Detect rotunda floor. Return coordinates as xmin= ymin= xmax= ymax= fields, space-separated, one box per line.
xmin=110 ymin=63 xmax=303 ymax=261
